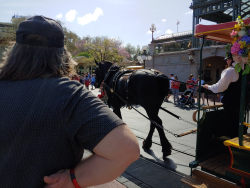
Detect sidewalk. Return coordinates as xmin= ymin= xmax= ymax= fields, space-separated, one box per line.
xmin=83 ymin=149 xmax=188 ymax=188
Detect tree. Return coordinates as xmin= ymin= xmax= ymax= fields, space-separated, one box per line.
xmin=63 ymin=27 xmax=80 ymax=54
xmin=76 ymin=52 xmax=92 ymax=58
xmin=132 ymin=45 xmax=141 ymax=61
xmin=125 ymin=43 xmax=136 ymax=60
xmin=82 ymin=35 xmax=92 ymax=44
xmin=83 ymin=37 xmax=125 ymax=63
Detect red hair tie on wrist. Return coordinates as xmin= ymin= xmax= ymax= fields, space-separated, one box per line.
xmin=70 ymin=169 xmax=81 ymax=188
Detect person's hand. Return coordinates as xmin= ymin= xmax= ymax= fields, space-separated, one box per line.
xmin=202 ymin=84 xmax=209 ymax=89
xmin=44 ymin=169 xmax=74 ymax=188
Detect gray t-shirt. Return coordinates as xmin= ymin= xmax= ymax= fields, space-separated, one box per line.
xmin=0 ymin=77 xmax=124 ymax=188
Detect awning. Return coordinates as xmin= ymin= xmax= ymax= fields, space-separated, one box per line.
xmin=195 ymin=18 xmax=250 ymax=43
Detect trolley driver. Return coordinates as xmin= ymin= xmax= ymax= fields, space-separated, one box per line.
xmin=203 ymin=53 xmax=247 ymax=138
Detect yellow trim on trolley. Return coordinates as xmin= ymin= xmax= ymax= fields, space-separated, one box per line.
xmin=224 ymin=140 xmax=250 ymax=151
xmin=195 ymin=27 xmax=235 ymax=36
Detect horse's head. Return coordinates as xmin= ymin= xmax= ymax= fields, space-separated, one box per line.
xmin=94 ymin=60 xmax=113 ymax=87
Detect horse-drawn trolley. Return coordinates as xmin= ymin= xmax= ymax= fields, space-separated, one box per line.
xmin=181 ymin=17 xmax=250 ymax=188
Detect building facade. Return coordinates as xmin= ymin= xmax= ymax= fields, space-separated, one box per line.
xmin=145 ymin=0 xmax=250 ymax=85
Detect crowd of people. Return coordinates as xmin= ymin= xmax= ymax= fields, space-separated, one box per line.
xmin=164 ymin=73 xmax=205 ymax=106
xmin=70 ymin=73 xmax=96 ymax=90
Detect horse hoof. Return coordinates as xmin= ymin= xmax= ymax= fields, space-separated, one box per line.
xmin=142 ymin=140 xmax=152 ymax=150
xmin=163 ymin=151 xmax=171 ymax=159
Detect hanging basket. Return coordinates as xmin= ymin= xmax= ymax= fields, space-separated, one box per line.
xmin=226 ymin=16 xmax=250 ymax=75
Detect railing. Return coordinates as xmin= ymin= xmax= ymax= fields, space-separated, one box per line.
xmin=191 ymin=0 xmax=220 ymax=6
xmin=155 ymin=39 xmax=224 ymax=53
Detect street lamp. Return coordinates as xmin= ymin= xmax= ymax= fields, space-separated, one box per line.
xmin=150 ymin=24 xmax=156 ymax=42
xmin=137 ymin=46 xmax=152 ymax=69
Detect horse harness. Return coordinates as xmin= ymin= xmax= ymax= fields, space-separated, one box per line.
xmin=103 ymin=65 xmax=134 ymax=108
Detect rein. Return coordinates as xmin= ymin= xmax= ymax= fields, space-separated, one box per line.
xmin=157 ymin=75 xmax=199 ymax=87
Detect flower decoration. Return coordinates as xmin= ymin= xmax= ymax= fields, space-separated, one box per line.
xmin=225 ymin=16 xmax=250 ymax=74
xmin=230 ymin=30 xmax=238 ymax=38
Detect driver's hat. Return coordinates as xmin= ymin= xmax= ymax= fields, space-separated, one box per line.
xmin=224 ymin=52 xmax=233 ymax=60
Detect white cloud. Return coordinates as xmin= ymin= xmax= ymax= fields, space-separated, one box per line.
xmin=166 ymin=29 xmax=174 ymax=34
xmin=78 ymin=7 xmax=103 ymax=25
xmin=56 ymin=13 xmax=62 ymax=19
xmin=146 ymin=30 xmax=151 ymax=34
xmin=157 ymin=30 xmax=162 ymax=33
xmin=66 ymin=10 xmax=77 ymax=22
xmin=162 ymin=19 xmax=166 ymax=22
xmin=184 ymin=10 xmax=193 ymax=15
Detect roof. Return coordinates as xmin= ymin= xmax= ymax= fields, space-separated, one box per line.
xmin=155 ymin=30 xmax=192 ymax=40
xmin=224 ymin=0 xmax=250 ymax=20
xmin=195 ymin=17 xmax=250 ymax=43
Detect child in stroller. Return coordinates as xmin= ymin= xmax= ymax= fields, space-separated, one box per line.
xmin=179 ymin=89 xmax=195 ymax=108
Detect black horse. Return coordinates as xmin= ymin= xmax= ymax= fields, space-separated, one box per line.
xmin=95 ymin=60 xmax=172 ymax=158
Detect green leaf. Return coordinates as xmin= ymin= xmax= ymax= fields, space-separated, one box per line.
xmin=243 ymin=64 xmax=250 ymax=75
xmin=235 ymin=64 xmax=241 ymax=73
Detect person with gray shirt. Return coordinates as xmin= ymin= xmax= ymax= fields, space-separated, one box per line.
xmin=0 ymin=15 xmax=139 ymax=188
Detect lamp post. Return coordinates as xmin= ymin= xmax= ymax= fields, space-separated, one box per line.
xmin=137 ymin=46 xmax=152 ymax=69
xmin=150 ymin=24 xmax=156 ymax=42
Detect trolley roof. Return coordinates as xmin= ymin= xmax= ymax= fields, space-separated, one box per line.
xmin=126 ymin=66 xmax=143 ymax=70
xmin=195 ymin=18 xmax=250 ymax=43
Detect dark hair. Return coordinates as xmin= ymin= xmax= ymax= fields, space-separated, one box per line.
xmin=225 ymin=58 xmax=234 ymax=69
xmin=0 ymin=34 xmax=76 ymax=81
xmin=174 ymin=75 xmax=178 ymax=80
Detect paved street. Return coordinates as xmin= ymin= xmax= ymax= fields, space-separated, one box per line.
xmin=87 ymin=88 xmax=223 ymax=188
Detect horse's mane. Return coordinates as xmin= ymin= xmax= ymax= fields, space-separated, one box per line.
xmin=101 ymin=61 xmax=113 ymax=66
xmin=102 ymin=61 xmax=123 ymax=70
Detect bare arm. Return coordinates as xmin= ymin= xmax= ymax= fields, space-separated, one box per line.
xmin=44 ymin=124 xmax=140 ymax=188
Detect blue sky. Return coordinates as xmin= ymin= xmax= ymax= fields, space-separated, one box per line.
xmin=0 ymin=0 xmax=214 ymax=48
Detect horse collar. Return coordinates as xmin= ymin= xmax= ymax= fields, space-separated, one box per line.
xmin=103 ymin=66 xmax=119 ymax=85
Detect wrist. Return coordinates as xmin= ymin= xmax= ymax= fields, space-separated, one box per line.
xmin=65 ymin=169 xmax=76 ymax=188
xmin=70 ymin=169 xmax=81 ymax=188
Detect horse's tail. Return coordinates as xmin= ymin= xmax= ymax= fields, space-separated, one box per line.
xmin=156 ymin=74 xmax=170 ymax=96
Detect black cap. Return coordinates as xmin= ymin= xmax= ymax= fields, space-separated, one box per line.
xmin=16 ymin=16 xmax=64 ymax=48
xmin=224 ymin=52 xmax=233 ymax=60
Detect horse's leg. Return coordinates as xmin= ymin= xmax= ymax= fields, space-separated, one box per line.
xmin=113 ymin=107 xmax=122 ymax=119
xmin=145 ymin=107 xmax=172 ymax=159
xmin=153 ymin=116 xmax=172 ymax=159
xmin=109 ymin=99 xmax=122 ymax=119
xmin=142 ymin=123 xmax=155 ymax=150
xmin=142 ymin=106 xmax=158 ymax=150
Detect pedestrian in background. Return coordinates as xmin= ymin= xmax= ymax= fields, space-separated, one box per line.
xmin=164 ymin=73 xmax=174 ymax=102
xmin=171 ymin=75 xmax=180 ymax=104
xmin=91 ymin=74 xmax=96 ymax=90
xmin=0 ymin=15 xmax=139 ymax=188
xmin=196 ymin=75 xmax=205 ymax=105
xmin=85 ymin=74 xmax=90 ymax=90
xmin=186 ymin=75 xmax=195 ymax=91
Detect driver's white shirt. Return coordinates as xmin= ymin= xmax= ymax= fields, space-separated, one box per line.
xmin=208 ymin=62 xmax=239 ymax=93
